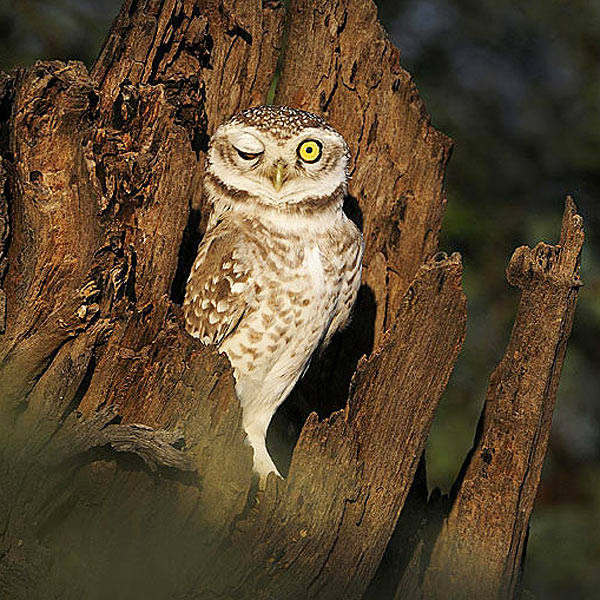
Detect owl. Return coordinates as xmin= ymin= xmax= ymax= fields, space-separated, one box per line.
xmin=183 ymin=105 xmax=364 ymax=480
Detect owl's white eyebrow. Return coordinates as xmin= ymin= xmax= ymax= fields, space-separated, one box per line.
xmin=229 ymin=132 xmax=265 ymax=154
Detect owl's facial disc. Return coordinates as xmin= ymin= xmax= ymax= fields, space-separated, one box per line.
xmin=208 ymin=108 xmax=350 ymax=208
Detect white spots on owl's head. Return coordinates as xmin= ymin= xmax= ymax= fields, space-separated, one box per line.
xmin=229 ymin=105 xmax=333 ymax=139
xmin=206 ymin=105 xmax=350 ymax=211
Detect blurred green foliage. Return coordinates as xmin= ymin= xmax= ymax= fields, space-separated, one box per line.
xmin=0 ymin=0 xmax=598 ymax=597
xmin=0 ymin=0 xmax=120 ymax=69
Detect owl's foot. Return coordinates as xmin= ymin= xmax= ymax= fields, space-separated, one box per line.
xmin=244 ymin=427 xmax=281 ymax=485
xmin=251 ymin=440 xmax=282 ymax=485
xmin=241 ymin=405 xmax=283 ymax=484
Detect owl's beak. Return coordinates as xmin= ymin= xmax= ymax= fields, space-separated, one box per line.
xmin=269 ymin=162 xmax=287 ymax=191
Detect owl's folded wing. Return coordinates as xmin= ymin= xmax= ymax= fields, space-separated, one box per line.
xmin=183 ymin=230 xmax=253 ymax=346
xmin=322 ymin=223 xmax=364 ymax=348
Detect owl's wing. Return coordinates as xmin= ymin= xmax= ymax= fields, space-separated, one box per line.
xmin=183 ymin=227 xmax=253 ymax=346
xmin=322 ymin=222 xmax=364 ymax=348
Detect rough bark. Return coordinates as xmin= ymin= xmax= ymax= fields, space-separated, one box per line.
xmin=274 ymin=0 xmax=452 ymax=424
xmin=417 ymin=197 xmax=584 ymax=600
xmin=0 ymin=1 xmax=584 ymax=599
xmin=188 ymin=252 xmax=465 ymax=600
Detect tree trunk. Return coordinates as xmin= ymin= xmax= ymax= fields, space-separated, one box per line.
xmin=0 ymin=1 xmax=583 ymax=599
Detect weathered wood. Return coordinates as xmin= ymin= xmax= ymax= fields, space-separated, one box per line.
xmin=0 ymin=0 xmax=583 ymax=598
xmin=93 ymin=0 xmax=283 ymax=126
xmin=412 ymin=198 xmax=584 ymax=600
xmin=274 ymin=0 xmax=452 ymax=421
xmin=0 ymin=62 xmax=103 ymax=410
xmin=0 ymin=72 xmax=12 ymax=333
xmin=189 ymin=253 xmax=465 ymax=600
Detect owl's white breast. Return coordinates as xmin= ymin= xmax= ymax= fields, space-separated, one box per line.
xmin=303 ymin=244 xmax=325 ymax=293
xmin=220 ymin=219 xmax=341 ymax=402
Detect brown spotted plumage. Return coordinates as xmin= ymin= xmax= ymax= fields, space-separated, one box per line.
xmin=184 ymin=106 xmax=363 ymax=479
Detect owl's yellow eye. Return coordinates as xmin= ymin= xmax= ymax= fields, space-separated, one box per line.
xmin=297 ymin=139 xmax=322 ymax=163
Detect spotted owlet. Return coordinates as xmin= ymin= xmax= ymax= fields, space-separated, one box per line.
xmin=183 ymin=105 xmax=364 ymax=480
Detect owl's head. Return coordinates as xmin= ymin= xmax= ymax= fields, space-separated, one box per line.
xmin=206 ymin=106 xmax=350 ymax=212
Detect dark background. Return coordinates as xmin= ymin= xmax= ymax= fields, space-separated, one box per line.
xmin=0 ymin=1 xmax=598 ymax=597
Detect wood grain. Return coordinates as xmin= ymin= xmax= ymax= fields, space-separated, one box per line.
xmin=414 ymin=198 xmax=584 ymax=600
xmin=0 ymin=1 xmax=583 ymax=598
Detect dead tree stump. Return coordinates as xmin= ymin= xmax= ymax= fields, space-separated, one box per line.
xmin=0 ymin=1 xmax=584 ymax=599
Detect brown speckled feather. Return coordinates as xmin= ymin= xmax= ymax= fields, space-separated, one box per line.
xmin=183 ymin=225 xmax=253 ymax=346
